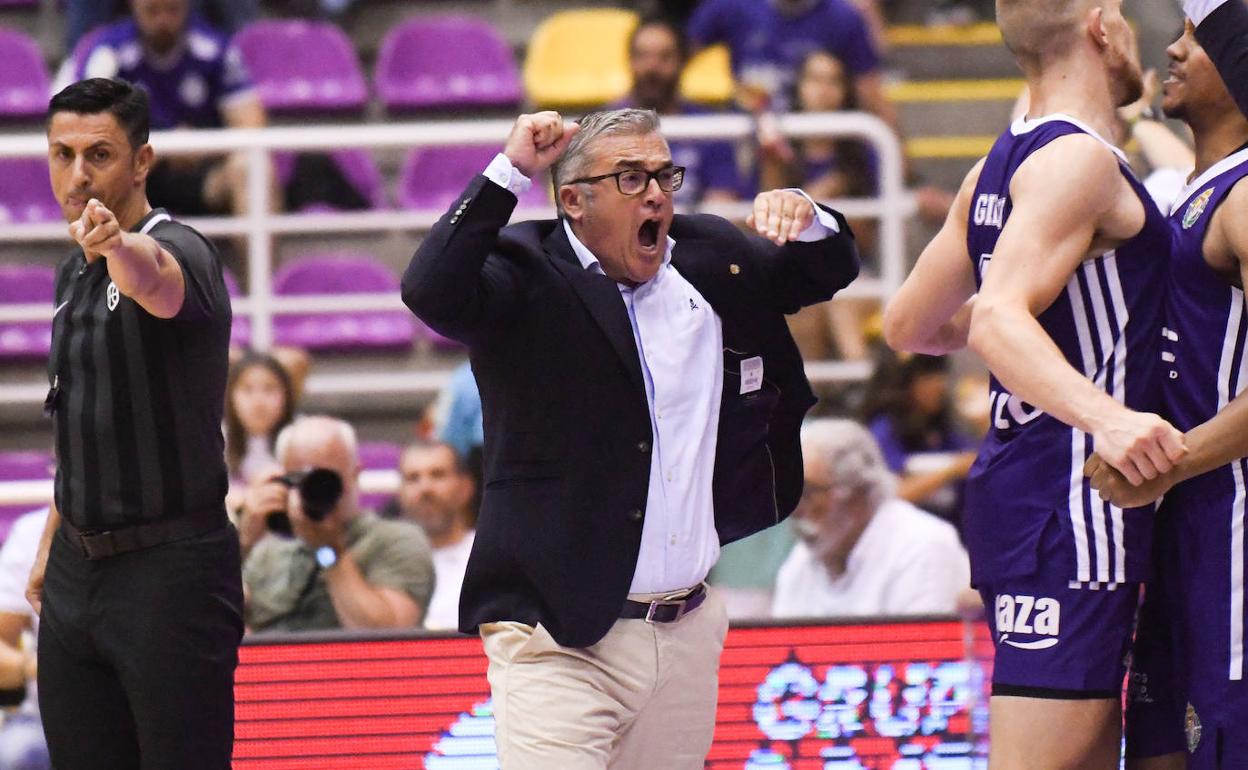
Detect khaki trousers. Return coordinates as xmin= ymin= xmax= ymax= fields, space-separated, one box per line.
xmin=480 ymin=587 xmax=729 ymax=770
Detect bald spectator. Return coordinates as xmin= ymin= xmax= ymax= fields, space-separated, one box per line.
xmin=72 ymin=0 xmax=276 ymax=218
xmin=241 ymin=416 xmax=434 ymax=633
xmin=772 ymin=419 xmax=969 ymax=618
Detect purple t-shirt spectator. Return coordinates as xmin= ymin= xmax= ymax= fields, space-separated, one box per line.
xmin=688 ymin=0 xmax=880 ymax=111
xmin=802 ymin=144 xmax=880 ymax=195
xmin=610 ymin=100 xmax=746 ymax=202
xmin=76 ymin=16 xmax=255 ymax=130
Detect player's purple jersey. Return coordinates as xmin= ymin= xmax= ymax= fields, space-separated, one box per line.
xmin=963 ymin=115 xmax=1169 ymax=588
xmin=1160 ymin=145 xmax=1248 ymax=683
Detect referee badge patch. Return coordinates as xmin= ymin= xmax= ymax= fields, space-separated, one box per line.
xmin=1185 ymin=701 xmax=1202 ymax=753
xmin=106 ymin=281 xmax=119 ymax=312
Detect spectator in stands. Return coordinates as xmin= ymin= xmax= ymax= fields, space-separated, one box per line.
xmin=241 ymin=416 xmax=434 ymax=633
xmin=73 ymin=0 xmax=276 ymax=218
xmin=66 ymin=0 xmax=257 ymax=50
xmin=425 ymin=361 xmax=485 ymax=500
xmin=860 ymin=352 xmax=977 ymax=527
xmin=389 ymin=441 xmax=476 ymax=631
xmin=772 ymin=419 xmax=969 ymax=617
xmin=616 ymin=17 xmax=743 ymax=204
xmin=225 ymin=351 xmax=296 ymax=488
xmin=687 ymin=0 xmax=897 ymax=128
xmin=0 ymin=508 xmax=50 ymax=770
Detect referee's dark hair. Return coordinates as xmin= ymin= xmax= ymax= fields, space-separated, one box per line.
xmin=47 ymin=78 xmax=150 ymax=150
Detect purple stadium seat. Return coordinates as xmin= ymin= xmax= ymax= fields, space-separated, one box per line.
xmin=0 ymin=263 xmax=54 ymax=361
xmin=222 ymin=266 xmax=251 ymax=348
xmin=375 ymin=16 xmax=522 ymax=111
xmin=234 ymin=20 xmax=368 ymax=114
xmin=272 ymin=149 xmax=386 ymax=210
xmin=358 ymin=441 xmax=401 ymax=512
xmin=399 ymin=145 xmax=550 ymax=213
xmin=0 ymin=0 xmax=40 ymax=7
xmin=0 ymin=28 xmax=50 ymax=119
xmin=0 ymin=450 xmax=53 ymax=543
xmin=0 ymin=157 xmax=61 ymax=224
xmin=272 ymin=253 xmax=415 ymax=352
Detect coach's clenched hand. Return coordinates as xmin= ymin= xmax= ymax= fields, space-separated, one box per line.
xmin=504 ymin=112 xmax=580 ymax=178
xmin=747 ymin=189 xmax=816 ymax=246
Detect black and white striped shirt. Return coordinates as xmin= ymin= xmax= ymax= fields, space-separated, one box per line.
xmin=48 ymin=208 xmax=232 ymax=529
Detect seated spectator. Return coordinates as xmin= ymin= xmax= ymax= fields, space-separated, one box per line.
xmin=687 ymin=0 xmax=897 ymax=128
xmin=425 ymin=361 xmax=485 ymax=500
xmin=241 ymin=416 xmax=434 ymax=633
xmin=0 ymin=508 xmax=50 ymax=770
xmin=860 ymin=352 xmax=978 ymax=527
xmin=225 ymin=351 xmax=296 ymax=491
xmin=614 ymin=17 xmax=744 ymax=204
xmin=73 ymin=0 xmax=277 ymax=218
xmin=772 ymin=419 xmax=969 ymax=618
xmin=387 ymin=441 xmax=476 ymax=631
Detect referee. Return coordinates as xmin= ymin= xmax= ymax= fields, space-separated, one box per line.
xmin=26 ymin=78 xmax=243 ymax=769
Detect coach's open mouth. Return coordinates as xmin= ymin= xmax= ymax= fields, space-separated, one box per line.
xmin=638 ymin=219 xmax=660 ymax=250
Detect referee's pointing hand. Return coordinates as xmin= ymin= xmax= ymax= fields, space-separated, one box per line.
xmin=503 ymin=112 xmax=580 ymax=178
xmin=70 ymin=198 xmax=123 ymax=262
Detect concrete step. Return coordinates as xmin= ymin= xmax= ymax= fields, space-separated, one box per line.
xmin=888 ymin=78 xmax=1021 ymax=137
xmin=885 ymin=23 xmax=1018 ymax=80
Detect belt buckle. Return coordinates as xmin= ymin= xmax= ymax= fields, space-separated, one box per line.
xmin=644 ymin=598 xmax=686 ymax=624
xmin=78 ymin=530 xmax=114 ymax=560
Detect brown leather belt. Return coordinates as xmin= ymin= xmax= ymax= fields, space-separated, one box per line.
xmin=620 ymin=584 xmax=708 ymax=623
xmin=61 ymin=509 xmax=227 ymax=560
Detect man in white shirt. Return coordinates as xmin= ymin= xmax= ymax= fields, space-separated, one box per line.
xmin=393 ymin=441 xmax=476 ymax=631
xmin=0 ymin=508 xmax=50 ymax=770
xmin=400 ymin=109 xmax=860 ymax=769
xmin=773 ymin=419 xmax=969 ymax=619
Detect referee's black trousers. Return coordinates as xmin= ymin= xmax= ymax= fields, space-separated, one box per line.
xmin=37 ymin=522 xmax=244 ymax=770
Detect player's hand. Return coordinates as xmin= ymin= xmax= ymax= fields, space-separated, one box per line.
xmin=1091 ymin=410 xmax=1187 ymax=486
xmin=1119 ymin=69 xmax=1160 ymax=125
xmin=1083 ymin=453 xmax=1173 ymax=507
xmin=747 ymin=189 xmax=816 ymax=245
xmin=69 ymin=199 xmax=123 ymax=262
xmin=503 ymin=112 xmax=580 ymax=178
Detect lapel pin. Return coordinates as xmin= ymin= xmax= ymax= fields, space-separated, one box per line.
xmin=729 ymin=264 xmax=740 ymax=275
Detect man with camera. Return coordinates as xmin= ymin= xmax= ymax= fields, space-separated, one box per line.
xmin=241 ymin=416 xmax=435 ymax=633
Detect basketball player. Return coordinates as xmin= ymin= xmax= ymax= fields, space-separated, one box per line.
xmin=1089 ymin=19 xmax=1248 ymax=768
xmin=882 ymin=0 xmax=1184 ymax=765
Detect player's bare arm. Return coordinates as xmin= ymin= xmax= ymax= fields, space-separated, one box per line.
xmin=969 ymin=134 xmax=1186 ymax=486
xmin=71 ymin=198 xmax=186 ymax=319
xmin=883 ymin=159 xmax=982 ymax=355
xmin=1091 ymin=180 xmax=1248 ymax=506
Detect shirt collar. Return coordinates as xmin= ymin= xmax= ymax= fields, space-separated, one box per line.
xmin=561 ymin=219 xmax=676 ymax=284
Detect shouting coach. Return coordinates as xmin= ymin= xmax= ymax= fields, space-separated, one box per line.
xmin=402 ymin=109 xmax=860 ymax=768
xmin=27 ymin=78 xmax=242 ymax=768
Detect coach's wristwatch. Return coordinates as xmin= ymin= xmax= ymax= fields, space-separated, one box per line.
xmin=315 ymin=545 xmax=340 ymax=569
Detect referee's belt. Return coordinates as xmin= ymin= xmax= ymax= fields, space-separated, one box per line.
xmin=620 ymin=583 xmax=707 ymax=624
xmin=62 ymin=508 xmax=227 ymax=560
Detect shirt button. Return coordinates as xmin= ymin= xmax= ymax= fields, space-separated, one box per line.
xmin=637 ymin=440 xmax=650 ymax=453
xmin=628 ymin=508 xmax=643 ymax=522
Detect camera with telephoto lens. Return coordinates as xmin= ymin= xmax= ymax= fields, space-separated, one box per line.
xmin=265 ymin=468 xmax=344 ymax=536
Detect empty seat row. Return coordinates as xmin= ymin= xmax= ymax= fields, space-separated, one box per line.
xmin=0 ymin=253 xmax=465 ymax=362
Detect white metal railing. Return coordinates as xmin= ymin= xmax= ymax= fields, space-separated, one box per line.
xmin=0 ymin=112 xmax=911 ymax=410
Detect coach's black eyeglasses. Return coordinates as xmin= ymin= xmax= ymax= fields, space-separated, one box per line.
xmin=568 ymin=166 xmax=686 ymax=195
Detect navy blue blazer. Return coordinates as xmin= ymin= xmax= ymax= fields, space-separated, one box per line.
xmin=402 ymin=175 xmax=860 ymax=647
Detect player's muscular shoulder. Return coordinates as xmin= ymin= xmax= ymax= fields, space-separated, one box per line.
xmin=1011 ymin=133 xmax=1143 ymax=250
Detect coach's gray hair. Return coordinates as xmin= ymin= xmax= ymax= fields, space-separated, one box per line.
xmin=800 ymin=418 xmax=896 ymax=512
xmin=275 ymin=415 xmax=359 ymax=465
xmin=552 ymin=108 xmax=662 ymax=212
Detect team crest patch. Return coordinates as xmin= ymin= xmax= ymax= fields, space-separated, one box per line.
xmin=106 ymin=281 xmax=119 ymax=312
xmin=1183 ymin=188 xmax=1214 ymax=229
xmin=1185 ymin=702 xmax=1202 ymax=753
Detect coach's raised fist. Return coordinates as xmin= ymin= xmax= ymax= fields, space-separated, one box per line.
xmin=504 ymin=112 xmax=580 ymax=178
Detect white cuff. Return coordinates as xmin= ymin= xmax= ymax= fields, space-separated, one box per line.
xmin=483 ymin=153 xmax=533 ymax=197
xmin=1185 ymin=0 xmax=1229 ymax=25
xmin=783 ymin=189 xmax=841 ymax=241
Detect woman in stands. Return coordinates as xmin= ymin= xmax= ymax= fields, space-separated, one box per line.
xmin=224 ymin=351 xmax=296 ymax=493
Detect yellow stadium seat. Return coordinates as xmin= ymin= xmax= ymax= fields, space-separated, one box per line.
xmin=680 ymin=44 xmax=735 ymax=106
xmin=524 ymin=9 xmax=639 ymax=110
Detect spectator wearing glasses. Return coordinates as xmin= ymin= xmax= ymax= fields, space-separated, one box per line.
xmin=772 ymin=419 xmax=970 ymax=619
xmin=401 ymin=108 xmax=860 ymax=768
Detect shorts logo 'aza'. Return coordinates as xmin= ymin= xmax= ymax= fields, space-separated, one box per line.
xmin=995 ymin=594 xmax=1060 ymax=650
